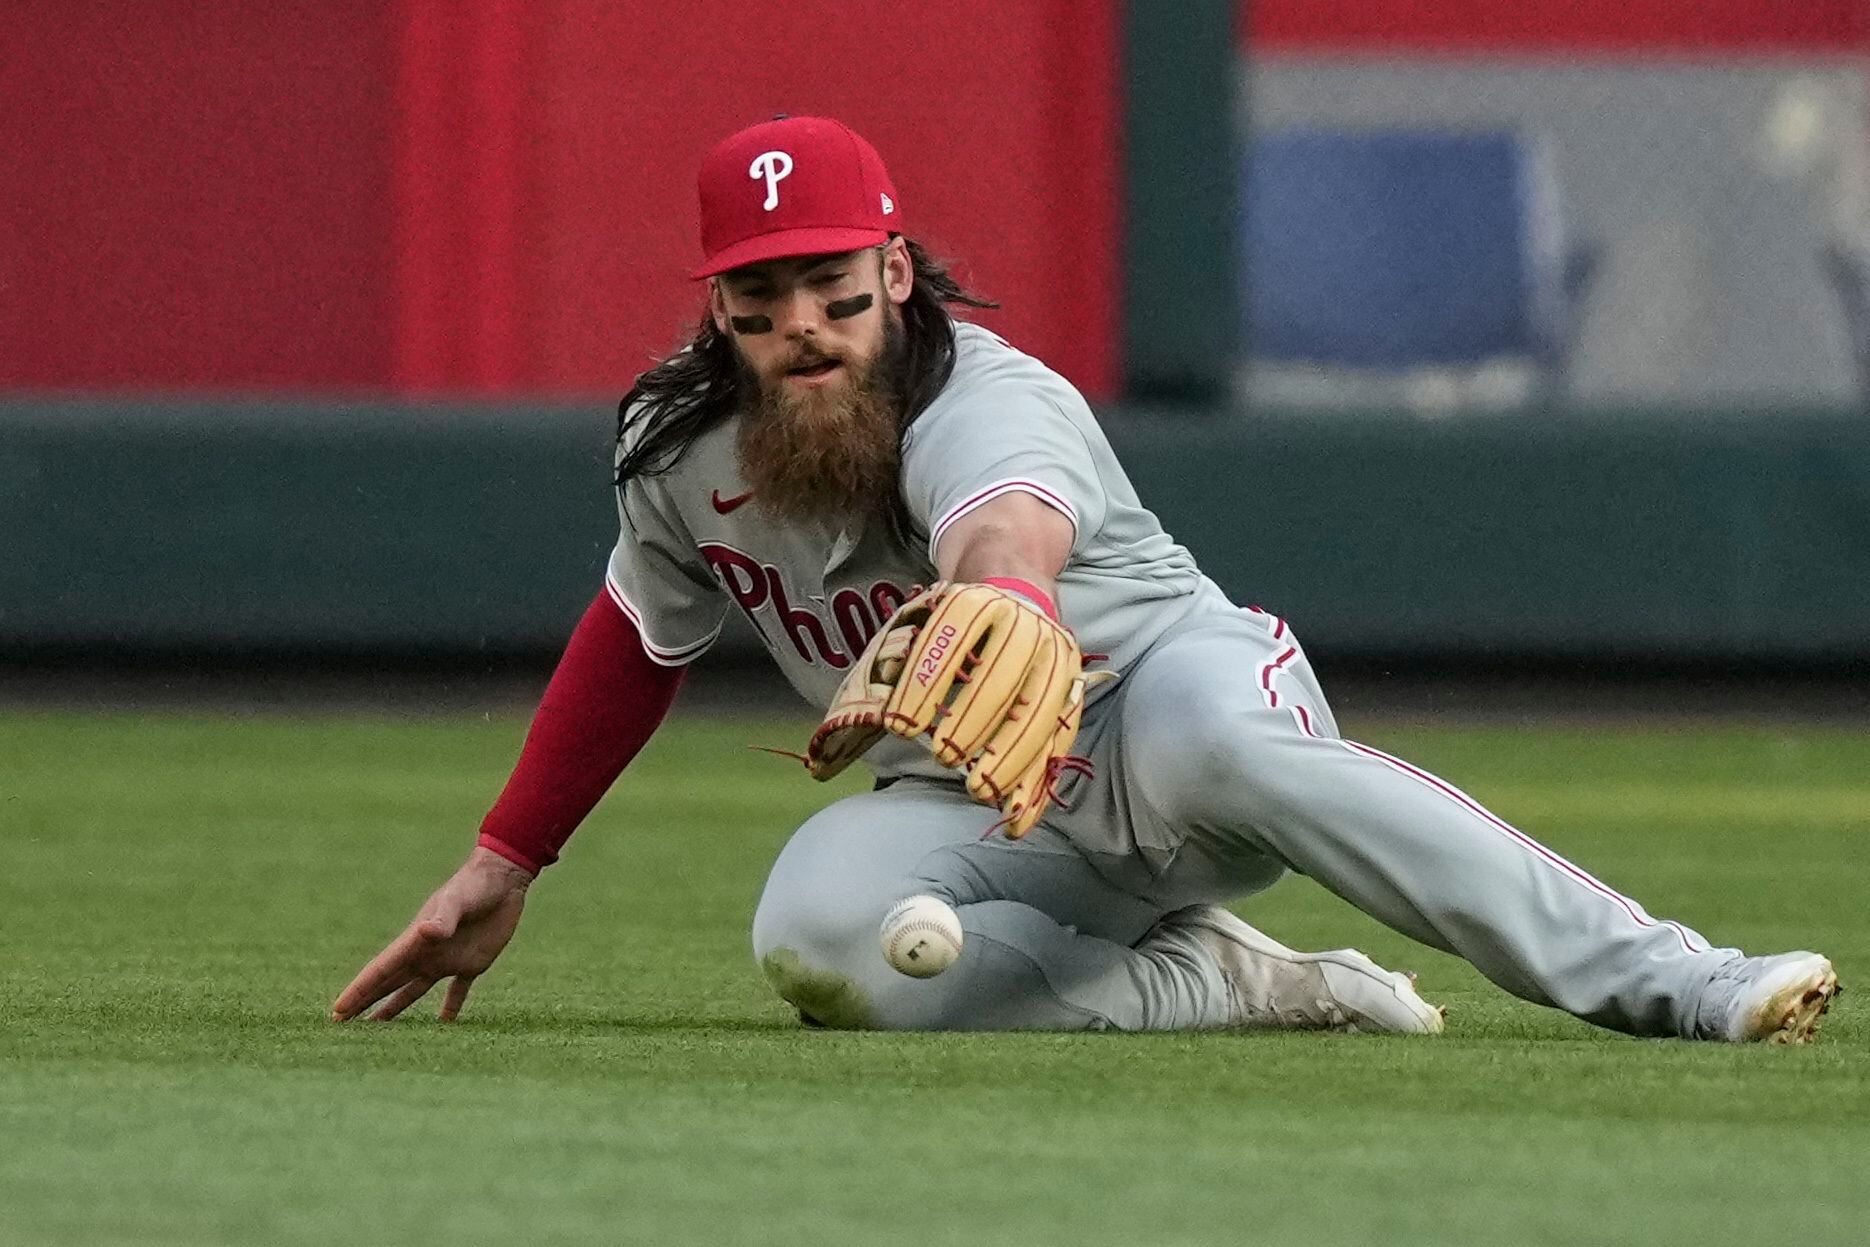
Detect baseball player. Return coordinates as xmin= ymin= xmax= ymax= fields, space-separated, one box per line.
xmin=334 ymin=116 xmax=1840 ymax=1043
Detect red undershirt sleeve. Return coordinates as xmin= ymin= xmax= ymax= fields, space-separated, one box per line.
xmin=476 ymin=590 xmax=686 ymax=874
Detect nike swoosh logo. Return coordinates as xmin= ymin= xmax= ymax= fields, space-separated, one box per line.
xmin=711 ymin=488 xmax=755 ymax=515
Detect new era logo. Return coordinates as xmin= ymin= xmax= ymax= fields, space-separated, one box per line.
xmin=880 ymin=193 xmax=895 ymax=215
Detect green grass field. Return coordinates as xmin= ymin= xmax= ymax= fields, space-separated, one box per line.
xmin=3 ymin=709 xmax=1865 ymax=1246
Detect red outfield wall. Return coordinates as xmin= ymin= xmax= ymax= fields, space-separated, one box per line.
xmin=2 ymin=1 xmax=1120 ymax=398
xmin=2 ymin=3 xmax=400 ymax=392
xmin=1246 ymin=0 xmax=1870 ymax=53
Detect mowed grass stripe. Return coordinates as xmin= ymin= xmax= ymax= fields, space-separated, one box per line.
xmin=0 ymin=1065 xmax=1859 ymax=1247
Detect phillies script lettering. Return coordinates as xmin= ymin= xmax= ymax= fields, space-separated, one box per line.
xmin=700 ymin=543 xmax=909 ymax=670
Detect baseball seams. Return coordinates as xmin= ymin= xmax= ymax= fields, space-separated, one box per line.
xmin=886 ymin=917 xmax=959 ymax=952
xmin=881 ymin=896 xmax=964 ymax=977
xmin=1248 ymin=608 xmax=1707 ymax=957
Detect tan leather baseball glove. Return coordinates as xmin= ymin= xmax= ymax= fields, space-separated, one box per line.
xmin=806 ymin=581 xmax=1096 ymax=838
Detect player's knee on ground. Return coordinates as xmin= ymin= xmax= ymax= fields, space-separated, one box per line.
xmin=752 ymin=796 xmax=919 ymax=1029
xmin=752 ymin=897 xmax=887 ymax=1029
xmin=752 ymin=868 xmax=882 ymax=1029
xmin=751 ymin=786 xmax=1115 ymax=1032
xmin=754 ymin=888 xmax=1008 ymax=1032
xmin=756 ymin=887 xmax=1119 ymax=1032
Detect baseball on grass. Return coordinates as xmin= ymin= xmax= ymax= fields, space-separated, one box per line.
xmin=880 ymin=894 xmax=964 ymax=978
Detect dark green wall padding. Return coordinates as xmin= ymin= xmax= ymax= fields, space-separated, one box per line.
xmin=1117 ymin=405 xmax=1870 ymax=660
xmin=3 ymin=401 xmax=617 ymax=653
xmin=4 ymin=399 xmax=1867 ymax=661
xmin=1122 ymin=0 xmax=1241 ymax=401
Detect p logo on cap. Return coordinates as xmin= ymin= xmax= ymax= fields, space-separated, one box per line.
xmin=749 ymin=151 xmax=793 ymax=211
xmin=693 ymin=116 xmax=901 ymax=279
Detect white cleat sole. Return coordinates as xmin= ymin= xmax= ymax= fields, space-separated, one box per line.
xmin=1733 ymin=956 xmax=1841 ymax=1045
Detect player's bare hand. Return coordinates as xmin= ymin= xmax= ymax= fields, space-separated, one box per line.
xmin=331 ymin=846 xmax=534 ymax=1023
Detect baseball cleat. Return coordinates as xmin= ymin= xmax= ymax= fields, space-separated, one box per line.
xmin=1163 ymin=904 xmax=1445 ymax=1035
xmin=1698 ymin=952 xmax=1841 ymax=1044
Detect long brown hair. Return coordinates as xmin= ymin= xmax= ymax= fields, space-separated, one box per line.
xmin=614 ymin=238 xmax=996 ymax=487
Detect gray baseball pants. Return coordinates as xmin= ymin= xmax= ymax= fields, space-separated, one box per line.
xmin=752 ymin=607 xmax=1738 ymax=1034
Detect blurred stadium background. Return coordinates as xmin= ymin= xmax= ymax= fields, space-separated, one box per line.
xmin=4 ymin=0 xmax=1867 ymax=701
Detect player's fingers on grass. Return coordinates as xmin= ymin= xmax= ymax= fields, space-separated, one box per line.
xmin=334 ymin=967 xmax=419 ymax=1021
xmin=371 ymin=977 xmax=436 ymax=1021
xmin=332 ymin=915 xmax=464 ymax=1019
xmin=330 ymin=929 xmax=429 ymax=1020
xmin=330 ymin=970 xmax=397 ymax=1022
xmin=438 ymin=976 xmax=475 ymax=1021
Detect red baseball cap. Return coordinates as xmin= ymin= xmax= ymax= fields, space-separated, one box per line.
xmin=692 ymin=115 xmax=900 ymax=279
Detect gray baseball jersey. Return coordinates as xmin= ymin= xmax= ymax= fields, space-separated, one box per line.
xmin=605 ymin=320 xmax=1232 ymax=784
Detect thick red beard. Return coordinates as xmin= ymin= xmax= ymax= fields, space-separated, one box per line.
xmin=734 ymin=322 xmax=905 ymax=526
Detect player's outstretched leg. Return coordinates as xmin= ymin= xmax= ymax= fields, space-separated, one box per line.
xmin=750 ymin=779 xmax=1442 ymax=1033
xmin=1097 ymin=608 xmax=1839 ymax=1043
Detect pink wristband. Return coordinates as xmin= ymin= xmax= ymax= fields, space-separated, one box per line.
xmin=981 ymin=576 xmax=1059 ymax=621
